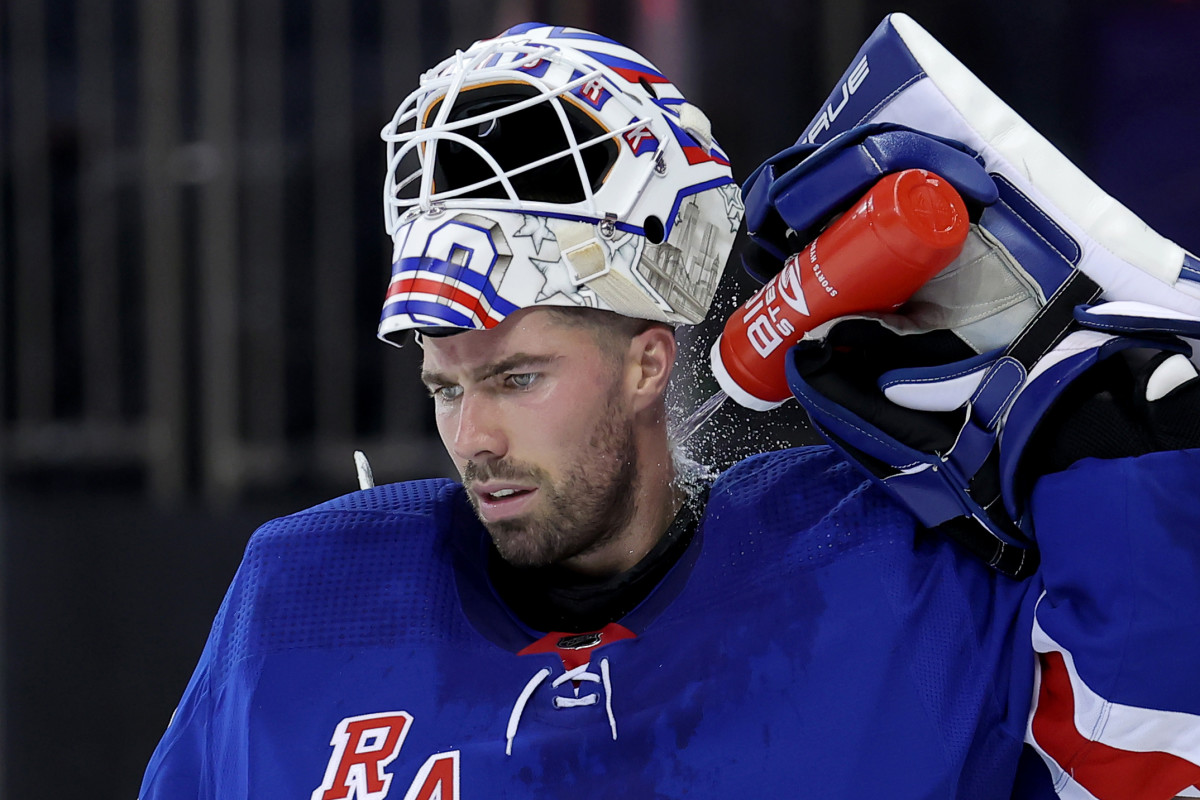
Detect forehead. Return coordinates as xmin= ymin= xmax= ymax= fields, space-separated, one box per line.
xmin=419 ymin=308 xmax=604 ymax=374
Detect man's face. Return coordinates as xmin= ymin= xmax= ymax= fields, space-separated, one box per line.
xmin=420 ymin=309 xmax=639 ymax=569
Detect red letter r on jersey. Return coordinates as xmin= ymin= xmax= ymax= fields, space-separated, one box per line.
xmin=312 ymin=712 xmax=414 ymax=800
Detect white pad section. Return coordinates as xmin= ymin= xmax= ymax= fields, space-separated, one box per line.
xmin=1147 ymin=354 xmax=1199 ymax=402
xmin=882 ymin=362 xmax=991 ymax=412
xmin=882 ymin=14 xmax=1200 ymax=319
xmin=1021 ymin=329 xmax=1115 ymax=386
xmin=1079 ymin=299 xmax=1200 ymax=324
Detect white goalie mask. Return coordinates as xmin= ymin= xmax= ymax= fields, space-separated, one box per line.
xmin=378 ymin=23 xmax=744 ymax=342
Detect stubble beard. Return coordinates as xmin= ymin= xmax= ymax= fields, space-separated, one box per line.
xmin=463 ymin=393 xmax=639 ymax=569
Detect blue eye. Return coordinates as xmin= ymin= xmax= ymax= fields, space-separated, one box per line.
xmin=507 ymin=373 xmax=537 ymax=389
xmin=430 ymin=385 xmax=463 ymax=402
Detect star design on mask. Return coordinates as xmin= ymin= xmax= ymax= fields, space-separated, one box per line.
xmin=718 ymin=183 xmax=745 ymax=232
xmin=515 ymin=214 xmax=557 ymax=256
xmin=601 ymin=231 xmax=640 ymax=272
xmin=533 ymin=257 xmax=585 ymax=303
xmin=576 ymin=286 xmax=599 ymax=307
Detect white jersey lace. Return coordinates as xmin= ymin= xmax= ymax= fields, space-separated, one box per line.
xmin=505 ymin=658 xmax=616 ymax=756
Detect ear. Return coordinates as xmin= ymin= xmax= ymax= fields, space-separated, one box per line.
xmin=626 ymin=325 xmax=677 ymax=413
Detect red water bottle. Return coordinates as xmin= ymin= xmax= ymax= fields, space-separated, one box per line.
xmin=711 ymin=168 xmax=970 ymax=410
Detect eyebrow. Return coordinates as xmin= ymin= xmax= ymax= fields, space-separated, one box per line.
xmin=421 ymin=352 xmax=562 ymax=388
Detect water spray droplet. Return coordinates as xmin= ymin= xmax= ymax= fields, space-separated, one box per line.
xmin=670 ymin=389 xmax=729 ymax=445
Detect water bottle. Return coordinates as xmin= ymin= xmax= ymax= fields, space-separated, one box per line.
xmin=711 ymin=168 xmax=970 ymax=410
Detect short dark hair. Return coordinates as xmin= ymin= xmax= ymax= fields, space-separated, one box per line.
xmin=414 ymin=307 xmax=672 ymax=363
xmin=541 ymin=307 xmax=671 ymax=363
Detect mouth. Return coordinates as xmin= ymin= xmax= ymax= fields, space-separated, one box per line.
xmin=472 ymin=484 xmax=539 ymax=523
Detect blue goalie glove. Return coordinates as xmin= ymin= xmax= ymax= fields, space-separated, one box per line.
xmin=783 ymin=302 xmax=1200 ymax=578
xmin=729 ymin=13 xmax=1200 ymax=577
xmin=740 ymin=122 xmax=999 ymax=278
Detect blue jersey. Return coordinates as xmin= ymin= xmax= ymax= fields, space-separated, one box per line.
xmin=140 ymin=446 xmax=1200 ymax=799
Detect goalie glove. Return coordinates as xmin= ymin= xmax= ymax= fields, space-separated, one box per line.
xmin=738 ymin=12 xmax=1200 ymax=362
xmin=713 ymin=166 xmax=973 ymax=410
xmin=740 ymin=122 xmax=999 ymax=276
xmin=784 ymin=302 xmax=1200 ymax=579
xmin=722 ymin=13 xmax=1200 ymax=576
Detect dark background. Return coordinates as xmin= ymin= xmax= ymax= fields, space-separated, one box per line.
xmin=3 ymin=0 xmax=1200 ymax=796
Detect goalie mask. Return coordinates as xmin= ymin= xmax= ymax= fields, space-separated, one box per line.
xmin=377 ymin=23 xmax=744 ymax=342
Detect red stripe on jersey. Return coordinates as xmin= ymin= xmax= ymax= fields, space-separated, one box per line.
xmin=1032 ymin=651 xmax=1200 ymax=799
xmin=386 ymin=275 xmax=503 ymax=328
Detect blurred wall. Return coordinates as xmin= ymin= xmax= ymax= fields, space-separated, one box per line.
xmin=2 ymin=0 xmax=1199 ymax=796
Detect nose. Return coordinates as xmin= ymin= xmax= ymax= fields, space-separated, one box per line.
xmin=446 ymin=392 xmax=506 ymax=464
